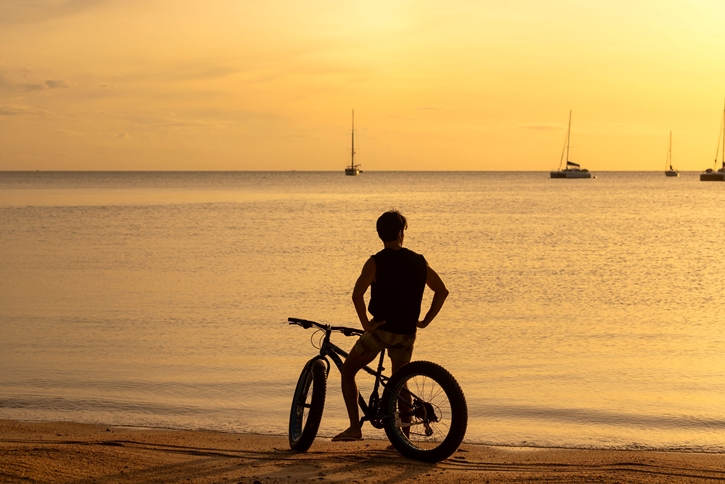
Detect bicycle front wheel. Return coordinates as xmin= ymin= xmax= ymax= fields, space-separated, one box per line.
xmin=289 ymin=358 xmax=327 ymax=451
xmin=381 ymin=360 xmax=467 ymax=462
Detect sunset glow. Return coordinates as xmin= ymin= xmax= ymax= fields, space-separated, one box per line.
xmin=2 ymin=0 xmax=724 ymax=171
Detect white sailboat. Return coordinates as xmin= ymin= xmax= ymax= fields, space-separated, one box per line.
xmin=700 ymin=101 xmax=725 ymax=181
xmin=344 ymin=109 xmax=362 ymax=176
xmin=664 ymin=131 xmax=679 ymax=177
xmin=550 ymin=111 xmax=592 ymax=179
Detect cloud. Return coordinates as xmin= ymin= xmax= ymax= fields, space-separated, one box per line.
xmin=114 ymin=131 xmax=130 ymax=139
xmin=55 ymin=128 xmax=85 ymax=135
xmin=0 ymin=71 xmax=19 ymax=89
xmin=0 ymin=71 xmax=69 ymax=92
xmin=22 ymin=83 xmax=45 ymax=92
xmin=142 ymin=120 xmax=204 ymax=127
xmin=0 ymin=105 xmax=51 ymax=116
xmin=0 ymin=106 xmax=23 ymax=116
xmin=166 ymin=63 xmax=239 ymax=82
xmin=0 ymin=0 xmax=106 ymax=25
xmin=45 ymin=79 xmax=68 ymax=89
xmin=521 ymin=124 xmax=561 ymax=131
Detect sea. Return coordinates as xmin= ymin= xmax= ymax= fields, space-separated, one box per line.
xmin=1 ymin=171 xmax=723 ymax=452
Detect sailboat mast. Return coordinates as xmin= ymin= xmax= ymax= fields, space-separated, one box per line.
xmin=351 ymin=109 xmax=355 ymax=170
xmin=566 ymin=110 xmax=572 ymax=163
xmin=715 ymin=102 xmax=725 ymax=169
xmin=669 ymin=131 xmax=672 ymax=170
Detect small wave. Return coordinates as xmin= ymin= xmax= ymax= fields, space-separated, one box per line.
xmin=470 ymin=404 xmax=725 ymax=430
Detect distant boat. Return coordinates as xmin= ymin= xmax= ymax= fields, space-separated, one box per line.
xmin=664 ymin=131 xmax=679 ymax=177
xmin=550 ymin=111 xmax=592 ymax=179
xmin=345 ymin=110 xmax=362 ymax=176
xmin=700 ymin=101 xmax=725 ymax=181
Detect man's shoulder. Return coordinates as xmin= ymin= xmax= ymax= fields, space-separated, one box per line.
xmin=374 ymin=247 xmax=423 ymax=257
xmin=372 ymin=248 xmax=426 ymax=272
xmin=402 ymin=247 xmax=426 ymax=261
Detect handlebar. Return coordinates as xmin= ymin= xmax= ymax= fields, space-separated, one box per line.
xmin=288 ymin=317 xmax=364 ymax=337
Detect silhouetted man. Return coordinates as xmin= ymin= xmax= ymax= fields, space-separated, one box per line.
xmin=332 ymin=210 xmax=449 ymax=442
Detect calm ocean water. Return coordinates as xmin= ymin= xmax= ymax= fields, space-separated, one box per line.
xmin=1 ymin=171 xmax=724 ymax=451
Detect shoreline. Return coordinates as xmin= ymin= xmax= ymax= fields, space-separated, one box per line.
xmin=2 ymin=420 xmax=724 ymax=483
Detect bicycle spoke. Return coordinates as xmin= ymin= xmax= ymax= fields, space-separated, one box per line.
xmin=386 ymin=370 xmax=461 ymax=451
xmin=429 ymin=385 xmax=444 ymax=402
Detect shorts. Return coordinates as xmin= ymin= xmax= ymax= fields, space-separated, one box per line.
xmin=352 ymin=329 xmax=416 ymax=362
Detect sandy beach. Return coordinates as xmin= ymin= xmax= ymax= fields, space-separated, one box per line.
xmin=0 ymin=420 xmax=723 ymax=483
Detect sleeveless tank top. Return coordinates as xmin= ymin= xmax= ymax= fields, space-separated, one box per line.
xmin=368 ymin=247 xmax=427 ymax=335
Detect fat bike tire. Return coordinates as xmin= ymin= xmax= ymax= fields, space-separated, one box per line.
xmin=288 ymin=358 xmax=327 ymax=451
xmin=381 ymin=360 xmax=467 ymax=462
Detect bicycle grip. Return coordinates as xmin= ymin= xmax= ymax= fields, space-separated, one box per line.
xmin=288 ymin=317 xmax=315 ymax=328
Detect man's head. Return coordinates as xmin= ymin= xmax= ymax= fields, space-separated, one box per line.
xmin=376 ymin=210 xmax=407 ymax=242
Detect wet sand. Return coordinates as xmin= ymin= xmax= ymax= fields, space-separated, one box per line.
xmin=1 ymin=420 xmax=724 ymax=483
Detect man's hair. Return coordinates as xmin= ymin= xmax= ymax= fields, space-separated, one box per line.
xmin=376 ymin=210 xmax=407 ymax=242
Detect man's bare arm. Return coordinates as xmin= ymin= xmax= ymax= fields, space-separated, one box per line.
xmin=417 ymin=265 xmax=449 ymax=329
xmin=352 ymin=257 xmax=383 ymax=332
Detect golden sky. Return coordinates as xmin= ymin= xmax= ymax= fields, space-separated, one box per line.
xmin=1 ymin=0 xmax=724 ymax=171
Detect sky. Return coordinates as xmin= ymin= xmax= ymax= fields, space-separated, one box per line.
xmin=1 ymin=0 xmax=724 ymax=171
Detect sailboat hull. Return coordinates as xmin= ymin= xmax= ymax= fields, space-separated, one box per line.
xmin=345 ymin=168 xmax=360 ymax=176
xmin=700 ymin=103 xmax=725 ymax=181
xmin=550 ymin=170 xmax=591 ymax=179
xmin=665 ymin=171 xmax=679 ymax=177
xmin=700 ymin=171 xmax=725 ymax=181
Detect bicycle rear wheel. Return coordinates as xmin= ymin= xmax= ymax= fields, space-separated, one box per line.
xmin=289 ymin=358 xmax=327 ymax=451
xmin=381 ymin=360 xmax=467 ymax=462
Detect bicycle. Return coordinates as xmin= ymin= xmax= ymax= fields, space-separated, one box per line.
xmin=287 ymin=317 xmax=468 ymax=463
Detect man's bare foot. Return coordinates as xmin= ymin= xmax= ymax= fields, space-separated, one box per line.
xmin=331 ymin=428 xmax=363 ymax=442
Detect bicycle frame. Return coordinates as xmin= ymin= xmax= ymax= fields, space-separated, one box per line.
xmin=289 ymin=318 xmax=393 ymax=429
xmin=314 ymin=327 xmax=391 ymax=429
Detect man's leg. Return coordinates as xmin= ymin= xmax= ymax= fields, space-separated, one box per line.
xmin=390 ymin=358 xmax=408 ymax=375
xmin=390 ymin=357 xmax=412 ymax=439
xmin=334 ymin=347 xmax=376 ymax=441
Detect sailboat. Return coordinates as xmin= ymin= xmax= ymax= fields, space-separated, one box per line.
xmin=344 ymin=109 xmax=362 ymax=176
xmin=550 ymin=111 xmax=592 ymax=179
xmin=664 ymin=131 xmax=679 ymax=177
xmin=700 ymin=101 xmax=725 ymax=181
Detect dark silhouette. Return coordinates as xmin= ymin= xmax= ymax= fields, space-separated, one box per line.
xmin=332 ymin=210 xmax=449 ymax=442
